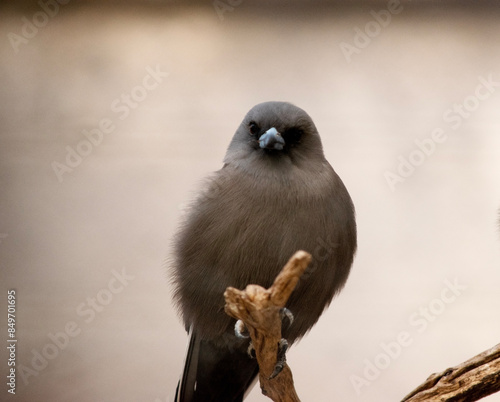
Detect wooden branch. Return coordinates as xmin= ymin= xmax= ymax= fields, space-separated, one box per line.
xmin=224 ymin=250 xmax=312 ymax=402
xmin=402 ymin=343 xmax=500 ymax=402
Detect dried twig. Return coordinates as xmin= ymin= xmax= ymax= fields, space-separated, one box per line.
xmin=402 ymin=343 xmax=500 ymax=402
xmin=224 ymin=250 xmax=312 ymax=402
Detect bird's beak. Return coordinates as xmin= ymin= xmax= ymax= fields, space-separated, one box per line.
xmin=258 ymin=127 xmax=285 ymax=151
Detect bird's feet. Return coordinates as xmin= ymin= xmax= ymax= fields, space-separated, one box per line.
xmin=234 ymin=308 xmax=294 ymax=338
xmin=233 ymin=310 xmax=294 ymax=378
xmin=245 ymin=337 xmax=289 ymax=379
xmin=269 ymin=338 xmax=289 ymax=379
xmin=268 ymin=309 xmax=293 ymax=378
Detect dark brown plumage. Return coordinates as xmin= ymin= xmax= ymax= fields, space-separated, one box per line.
xmin=172 ymin=101 xmax=356 ymax=401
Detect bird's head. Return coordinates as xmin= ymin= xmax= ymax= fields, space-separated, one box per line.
xmin=223 ymin=102 xmax=326 ymax=174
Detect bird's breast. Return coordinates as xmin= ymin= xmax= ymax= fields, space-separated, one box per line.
xmin=196 ymin=169 xmax=337 ymax=286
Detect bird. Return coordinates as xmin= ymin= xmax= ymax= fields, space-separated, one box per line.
xmin=171 ymin=101 xmax=357 ymax=401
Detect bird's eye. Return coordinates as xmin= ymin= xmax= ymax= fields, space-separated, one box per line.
xmin=248 ymin=121 xmax=260 ymax=136
xmin=285 ymin=128 xmax=303 ymax=144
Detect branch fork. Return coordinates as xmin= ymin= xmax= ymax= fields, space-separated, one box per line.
xmin=224 ymin=250 xmax=311 ymax=402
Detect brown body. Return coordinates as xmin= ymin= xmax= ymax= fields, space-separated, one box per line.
xmin=174 ymin=158 xmax=355 ymax=342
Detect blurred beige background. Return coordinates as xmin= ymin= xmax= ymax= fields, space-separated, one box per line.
xmin=1 ymin=1 xmax=500 ymax=401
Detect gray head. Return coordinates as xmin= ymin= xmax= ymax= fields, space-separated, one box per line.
xmin=223 ymin=102 xmax=326 ymax=174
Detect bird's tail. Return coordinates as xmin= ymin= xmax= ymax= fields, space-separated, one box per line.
xmin=175 ymin=328 xmax=259 ymax=402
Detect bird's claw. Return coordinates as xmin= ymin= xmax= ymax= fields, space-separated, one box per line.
xmin=269 ymin=338 xmax=288 ymax=379
xmin=236 ymin=314 xmax=291 ymax=376
xmin=280 ymin=308 xmax=294 ymax=328
xmin=234 ymin=320 xmax=249 ymax=339
xmin=235 ymin=320 xmax=255 ymax=358
xmin=247 ymin=342 xmax=256 ymax=359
